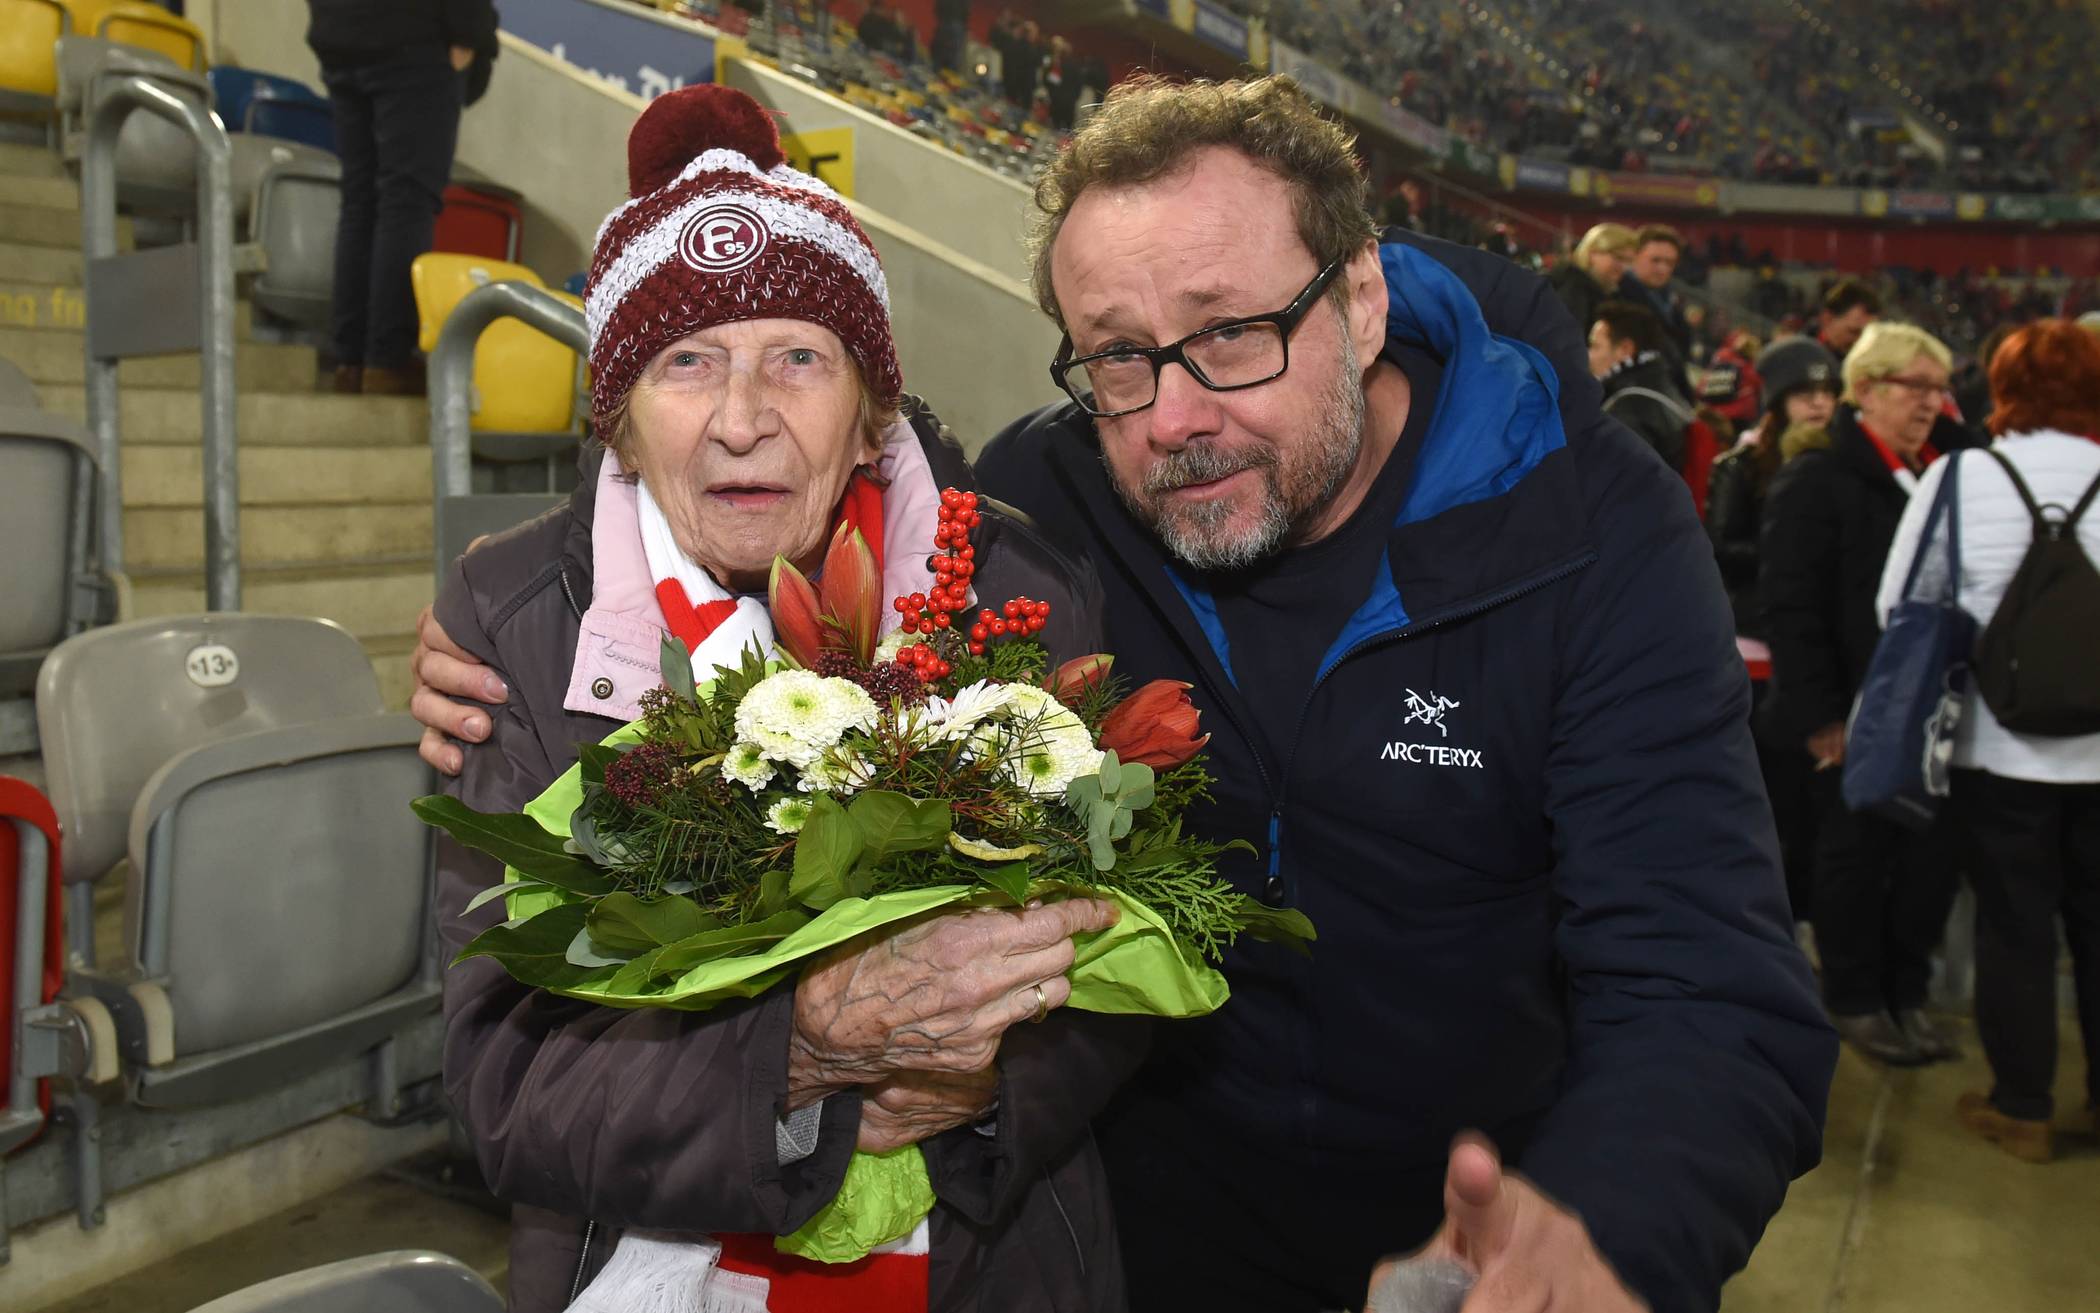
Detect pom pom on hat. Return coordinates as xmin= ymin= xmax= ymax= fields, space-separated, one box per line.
xmin=626 ymin=84 xmax=786 ymax=197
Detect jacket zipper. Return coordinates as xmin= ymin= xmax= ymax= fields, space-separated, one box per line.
xmin=568 ymin=1220 xmax=597 ymax=1303
xmin=559 ymin=562 xmax=585 ymax=621
xmin=1043 ymin=1165 xmax=1086 ymax=1279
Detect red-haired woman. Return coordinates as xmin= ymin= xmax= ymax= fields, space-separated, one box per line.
xmin=1876 ymin=319 xmax=2100 ymax=1164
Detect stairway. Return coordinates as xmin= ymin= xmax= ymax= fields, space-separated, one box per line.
xmin=0 ymin=140 xmax=428 ymax=708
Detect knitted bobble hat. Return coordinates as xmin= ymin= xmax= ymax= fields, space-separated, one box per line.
xmin=582 ymin=84 xmax=901 ymax=422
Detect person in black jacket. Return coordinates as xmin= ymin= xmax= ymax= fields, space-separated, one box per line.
xmin=1708 ymin=337 xmax=1840 ymax=922
xmin=1589 ymin=300 xmax=1691 ymax=472
xmin=1545 ymin=221 xmax=1635 ymax=343
xmin=306 ymin=0 xmax=497 ymax=396
xmin=1760 ymin=321 xmax=1963 ymax=1066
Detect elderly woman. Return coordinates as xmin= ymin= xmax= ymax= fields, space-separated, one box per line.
xmin=1760 ymin=321 xmax=1966 ymax=1068
xmin=1546 ymin=222 xmax=1637 ymax=339
xmin=430 ymin=87 xmax=1137 ymax=1313
xmin=1876 ymin=319 xmax=2100 ymax=1163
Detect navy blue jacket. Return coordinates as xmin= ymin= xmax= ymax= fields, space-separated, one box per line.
xmin=975 ymin=231 xmax=1837 ymax=1312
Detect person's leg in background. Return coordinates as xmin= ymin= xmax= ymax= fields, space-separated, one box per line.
xmin=1884 ymin=810 xmax=1964 ymax=1060
xmin=1811 ymin=775 xmax=1925 ymax=1063
xmin=2061 ymin=781 xmax=2100 ymax=1123
xmin=360 ymin=51 xmax=463 ymax=393
xmin=1950 ymin=767 xmax=2063 ymax=1161
xmin=321 ymin=63 xmax=376 ymax=393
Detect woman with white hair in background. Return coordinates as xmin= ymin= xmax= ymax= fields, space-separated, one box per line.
xmin=1876 ymin=318 xmax=2100 ymax=1164
xmin=1760 ymin=321 xmax=1969 ymax=1068
xmin=1546 ymin=221 xmax=1638 ymax=338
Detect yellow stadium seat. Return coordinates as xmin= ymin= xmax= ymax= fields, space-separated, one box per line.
xmin=64 ymin=0 xmax=203 ymax=71
xmin=0 ymin=0 xmax=67 ymax=99
xmin=412 ymin=254 xmax=583 ymax=435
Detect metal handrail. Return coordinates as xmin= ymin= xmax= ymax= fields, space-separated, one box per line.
xmin=428 ymin=280 xmax=589 ymax=567
xmin=79 ymin=74 xmax=239 ymax=610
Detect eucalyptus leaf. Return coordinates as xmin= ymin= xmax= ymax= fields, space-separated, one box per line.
xmin=979 ymin=861 xmax=1032 ymax=907
xmin=413 ymin=796 xmax=612 ymax=894
xmin=661 ymin=632 xmax=697 ymax=705
xmin=586 ymin=892 xmax=720 ymax=954
xmin=791 ymin=794 xmax=862 ymax=909
xmin=1097 ymin=751 xmax=1122 ymax=795
xmin=847 ymin=791 xmax=951 ymax=860
xmin=567 ymin=927 xmax=634 ymax=968
xmin=452 ymin=903 xmax=615 ymax=988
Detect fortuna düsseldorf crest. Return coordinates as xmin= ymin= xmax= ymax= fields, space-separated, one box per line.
xmin=678 ymin=203 xmax=770 ymax=274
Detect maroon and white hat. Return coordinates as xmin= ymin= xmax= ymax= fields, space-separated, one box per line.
xmin=583 ymin=85 xmax=900 ymax=422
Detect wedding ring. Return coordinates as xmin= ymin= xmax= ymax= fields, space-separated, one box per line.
xmin=1031 ymin=981 xmax=1049 ymax=1023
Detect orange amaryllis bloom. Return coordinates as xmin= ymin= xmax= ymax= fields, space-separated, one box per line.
xmin=1043 ymin=653 xmax=1113 ymax=706
xmin=1097 ymin=680 xmax=1209 ymax=769
xmin=818 ymin=523 xmax=881 ymax=664
xmin=767 ymin=555 xmax=826 ymax=669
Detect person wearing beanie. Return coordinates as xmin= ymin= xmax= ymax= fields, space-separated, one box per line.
xmin=1706 ymin=337 xmax=1840 ymax=925
xmin=426 ymin=84 xmax=1137 ymax=1313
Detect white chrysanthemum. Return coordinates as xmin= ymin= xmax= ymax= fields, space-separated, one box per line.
xmin=735 ymin=671 xmax=878 ymax=767
xmin=798 ymin=748 xmax=876 ymax=795
xmin=722 ymin=741 xmax=775 ymax=790
xmin=997 ymin=684 xmax=1104 ymax=797
xmin=766 ymin=797 xmax=813 ymax=834
xmin=913 ymin=679 xmax=1018 ymax=745
xmin=873 ymin=628 xmax=914 ymax=663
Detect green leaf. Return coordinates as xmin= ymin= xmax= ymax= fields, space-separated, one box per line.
xmin=979 ymin=861 xmax=1032 ymax=906
xmin=1116 ymin=762 xmax=1155 ymax=811
xmin=414 ymin=795 xmax=612 ymax=894
xmin=754 ymin=868 xmax=793 ymax=920
xmin=1233 ymin=897 xmax=1318 ymax=955
xmin=585 ymin=893 xmax=720 ymax=954
xmin=451 ymin=903 xmax=616 ymax=988
xmin=578 ymin=742 xmax=623 ymax=787
xmin=1097 ymin=750 xmax=1122 ymax=795
xmin=609 ymin=909 xmax=813 ymax=990
xmin=847 ymin=791 xmax=952 ymax=860
xmin=463 ymin=880 xmax=549 ymax=916
xmin=791 ymin=794 xmax=862 ymax=909
xmin=566 ymin=927 xmax=634 ymax=968
xmin=661 ymin=632 xmax=697 ymax=704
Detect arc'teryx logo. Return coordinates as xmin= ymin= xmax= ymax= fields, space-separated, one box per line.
xmin=1382 ymin=689 xmax=1485 ymax=768
xmin=1402 ymin=688 xmax=1460 ymax=737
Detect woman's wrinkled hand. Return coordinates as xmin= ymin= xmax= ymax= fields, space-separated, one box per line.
xmin=787 ymin=900 xmax=1118 ymax=1109
xmin=855 ymin=1066 xmax=1001 ymax=1153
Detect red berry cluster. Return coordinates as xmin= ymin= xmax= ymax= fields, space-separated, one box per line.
xmin=967 ymin=597 xmax=1049 ymax=657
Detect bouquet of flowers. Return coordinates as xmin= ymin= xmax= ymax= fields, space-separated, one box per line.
xmin=416 ymin=488 xmax=1314 ymax=1263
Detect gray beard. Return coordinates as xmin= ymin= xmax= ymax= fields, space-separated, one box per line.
xmin=1112 ymin=339 xmax=1366 ymax=573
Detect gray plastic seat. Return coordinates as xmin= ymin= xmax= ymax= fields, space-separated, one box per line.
xmin=248 ymin=153 xmax=340 ymax=329
xmin=55 ymin=36 xmax=210 ymax=216
xmin=0 ymin=404 xmax=96 ymax=699
xmin=36 ymin=614 xmax=437 ymax=1107
xmin=229 ymin=134 xmax=332 ymax=237
xmin=186 ymin=1251 xmax=505 ymax=1313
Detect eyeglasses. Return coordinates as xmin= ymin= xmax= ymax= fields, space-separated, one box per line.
xmin=1049 ymin=259 xmax=1346 ymax=419
xmin=1875 ymin=374 xmax=1953 ymax=401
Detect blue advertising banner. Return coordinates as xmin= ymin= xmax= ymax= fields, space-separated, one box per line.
xmin=500 ymin=0 xmax=716 ymax=99
xmin=1188 ymin=0 xmax=1250 ymax=60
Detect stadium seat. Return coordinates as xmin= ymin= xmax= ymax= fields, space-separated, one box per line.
xmin=432 ymin=182 xmax=523 ymax=263
xmin=228 ymin=133 xmax=333 ymax=237
xmin=36 ymin=615 xmax=437 ymax=1109
xmin=0 ymin=356 xmax=38 ymax=409
xmin=55 ymin=35 xmax=211 ymax=216
xmin=209 ymin=65 xmax=332 ymax=151
xmin=247 ymin=151 xmax=341 ymax=330
xmin=64 ymin=0 xmax=205 ymax=72
xmin=186 ymin=1251 xmax=505 ymax=1313
xmin=0 ymin=0 xmax=69 ymax=121
xmin=412 ymin=252 xmax=584 ymax=454
xmin=0 ymin=401 xmax=98 ymax=701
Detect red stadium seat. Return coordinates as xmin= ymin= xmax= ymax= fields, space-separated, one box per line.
xmin=432 ymin=182 xmax=522 ymax=263
xmin=0 ymin=776 xmax=64 ymax=1145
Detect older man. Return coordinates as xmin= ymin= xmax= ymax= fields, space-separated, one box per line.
xmin=411 ymin=76 xmax=1835 ymax=1313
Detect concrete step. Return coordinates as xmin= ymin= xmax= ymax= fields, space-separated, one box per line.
xmin=0 ymin=141 xmax=67 ymax=180
xmin=2 ymin=278 xmax=262 ymax=341
xmin=8 ymin=174 xmax=78 ymax=210
xmin=126 ymin=560 xmax=435 ymax=643
xmin=0 ymin=241 xmax=82 ymax=284
xmin=122 ymin=444 xmax=432 ymax=508
xmin=0 ymin=201 xmax=128 ymax=249
xmin=0 ymin=325 xmax=315 ymax=390
xmin=39 ymin=386 xmax=429 ymax=447
xmin=124 ymin=503 xmax=433 ymax=571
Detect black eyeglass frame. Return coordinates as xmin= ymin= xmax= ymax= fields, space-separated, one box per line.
xmin=1048 ymin=257 xmax=1348 ymax=418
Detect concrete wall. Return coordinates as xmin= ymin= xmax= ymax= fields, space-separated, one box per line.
xmin=722 ymin=57 xmax=1037 ymax=284
xmin=199 ymin=6 xmax=1060 ymax=451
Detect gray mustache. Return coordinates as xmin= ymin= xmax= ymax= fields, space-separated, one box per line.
xmin=1143 ymin=444 xmax=1277 ymax=497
